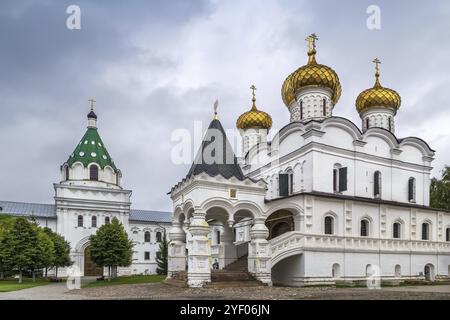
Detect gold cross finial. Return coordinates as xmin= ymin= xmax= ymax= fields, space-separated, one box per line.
xmin=213 ymin=99 xmax=219 ymax=120
xmin=88 ymin=97 xmax=96 ymax=111
xmin=250 ymin=85 xmax=257 ymax=110
xmin=372 ymin=58 xmax=381 ymax=87
xmin=305 ymin=33 xmax=318 ymax=51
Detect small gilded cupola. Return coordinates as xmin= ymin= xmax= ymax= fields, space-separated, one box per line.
xmin=61 ymin=98 xmax=122 ymax=187
xmin=356 ymin=58 xmax=401 ymax=133
xmin=281 ymin=33 xmax=341 ymax=123
xmin=236 ymin=85 xmax=272 ymax=156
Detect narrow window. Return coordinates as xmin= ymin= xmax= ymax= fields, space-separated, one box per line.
xmin=90 ymin=165 xmax=99 ymax=181
xmin=323 ymin=98 xmax=326 ymax=116
xmin=333 ymin=165 xmax=348 ymax=193
xmin=65 ymin=165 xmax=70 ymax=180
xmin=408 ymin=177 xmax=416 ymax=202
xmin=77 ymin=215 xmax=83 ymax=227
xmin=216 ymin=230 xmax=221 ymax=245
xmin=279 ymin=173 xmax=289 ymax=197
xmin=374 ymin=171 xmax=382 ymax=198
xmin=91 ymin=216 xmax=97 ymax=228
xmin=446 ymin=228 xmax=450 ymax=242
xmin=366 ymin=118 xmax=370 ymax=129
xmin=361 ymin=219 xmax=369 ymax=237
xmin=300 ymin=100 xmax=303 ymax=120
xmin=156 ymin=232 xmax=162 ymax=243
xmin=393 ymin=222 xmax=401 ymax=239
xmin=287 ymin=172 xmax=294 ymax=195
xmin=422 ymin=223 xmax=430 ymax=240
xmin=324 ymin=216 xmax=334 ymax=235
xmin=388 ymin=117 xmax=392 ymax=131
xmin=144 ymin=231 xmax=151 ymax=243
xmin=105 ymin=216 xmax=110 ymax=224
xmin=333 ymin=168 xmax=338 ymax=192
xmin=144 ymin=252 xmax=150 ymax=260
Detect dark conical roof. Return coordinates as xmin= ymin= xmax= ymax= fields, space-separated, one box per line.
xmin=187 ymin=118 xmax=244 ymax=180
xmin=87 ymin=110 xmax=97 ymax=119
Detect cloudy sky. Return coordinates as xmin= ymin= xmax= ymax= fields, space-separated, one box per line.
xmin=0 ymin=0 xmax=449 ymax=211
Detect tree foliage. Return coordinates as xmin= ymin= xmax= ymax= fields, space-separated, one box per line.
xmin=89 ymin=217 xmax=133 ymax=279
xmin=155 ymin=231 xmax=169 ymax=275
xmin=43 ymin=227 xmax=72 ymax=277
xmin=430 ymin=166 xmax=450 ymax=210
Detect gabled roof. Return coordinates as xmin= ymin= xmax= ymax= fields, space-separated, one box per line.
xmin=0 ymin=200 xmax=171 ymax=223
xmin=0 ymin=201 xmax=56 ymax=218
xmin=187 ymin=118 xmax=245 ymax=180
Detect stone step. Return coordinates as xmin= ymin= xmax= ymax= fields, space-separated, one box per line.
xmin=204 ymin=280 xmax=266 ymax=289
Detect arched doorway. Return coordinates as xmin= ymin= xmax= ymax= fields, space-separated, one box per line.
xmin=266 ymin=210 xmax=294 ymax=240
xmin=332 ymin=263 xmax=341 ymax=278
xmin=424 ymin=264 xmax=434 ymax=281
xmin=84 ymin=246 xmax=103 ymax=277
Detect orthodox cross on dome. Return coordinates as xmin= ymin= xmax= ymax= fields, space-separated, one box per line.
xmin=88 ymin=97 xmax=96 ymax=111
xmin=213 ymin=99 xmax=219 ymax=120
xmin=305 ymin=33 xmax=318 ymax=64
xmin=250 ymin=84 xmax=257 ymax=110
xmin=373 ymin=58 xmax=382 ymax=87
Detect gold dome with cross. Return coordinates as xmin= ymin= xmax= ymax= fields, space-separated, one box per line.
xmin=281 ymin=34 xmax=342 ymax=107
xmin=355 ymin=58 xmax=401 ymax=113
xmin=236 ymin=85 xmax=272 ymax=130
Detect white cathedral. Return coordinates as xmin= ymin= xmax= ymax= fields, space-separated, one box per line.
xmin=166 ymin=34 xmax=450 ymax=287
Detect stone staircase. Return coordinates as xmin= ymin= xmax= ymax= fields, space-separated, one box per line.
xmin=164 ymin=256 xmax=266 ymax=288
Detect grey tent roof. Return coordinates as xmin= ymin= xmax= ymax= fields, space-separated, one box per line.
xmin=0 ymin=200 xmax=171 ymax=223
xmin=0 ymin=201 xmax=56 ymax=218
xmin=187 ymin=118 xmax=244 ymax=180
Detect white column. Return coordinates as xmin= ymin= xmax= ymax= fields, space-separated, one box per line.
xmin=167 ymin=221 xmax=186 ymax=278
xmin=248 ymin=217 xmax=272 ymax=285
xmin=187 ymin=211 xmax=211 ymax=287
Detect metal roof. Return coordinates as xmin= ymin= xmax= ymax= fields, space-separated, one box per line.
xmin=129 ymin=209 xmax=171 ymax=223
xmin=0 ymin=201 xmax=56 ymax=218
xmin=0 ymin=200 xmax=171 ymax=223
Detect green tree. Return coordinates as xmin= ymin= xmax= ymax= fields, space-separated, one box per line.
xmin=430 ymin=166 xmax=450 ymax=210
xmin=155 ymin=232 xmax=169 ymax=275
xmin=31 ymin=228 xmax=55 ymax=281
xmin=43 ymin=227 xmax=72 ymax=278
xmin=2 ymin=218 xmax=39 ymax=283
xmin=89 ymin=217 xmax=133 ymax=280
xmin=0 ymin=216 xmax=15 ymax=279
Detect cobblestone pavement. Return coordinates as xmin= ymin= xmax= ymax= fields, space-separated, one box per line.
xmin=68 ymin=283 xmax=450 ymax=300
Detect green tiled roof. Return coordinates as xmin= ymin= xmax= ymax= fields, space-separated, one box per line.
xmin=66 ymin=127 xmax=117 ymax=171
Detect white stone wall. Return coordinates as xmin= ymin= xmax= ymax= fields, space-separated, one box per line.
xmin=288 ymin=87 xmax=333 ymax=122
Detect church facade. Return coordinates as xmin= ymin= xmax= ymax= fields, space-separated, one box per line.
xmin=167 ymin=34 xmax=450 ymax=287
xmin=0 ymin=103 xmax=172 ymax=277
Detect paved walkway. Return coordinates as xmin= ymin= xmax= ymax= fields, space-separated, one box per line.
xmin=382 ymin=285 xmax=450 ymax=293
xmin=0 ymin=277 xmax=97 ymax=300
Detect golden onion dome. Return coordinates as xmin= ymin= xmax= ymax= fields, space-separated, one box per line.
xmin=356 ymin=58 xmax=401 ymax=113
xmin=236 ymin=85 xmax=272 ymax=130
xmin=281 ymin=34 xmax=341 ymax=107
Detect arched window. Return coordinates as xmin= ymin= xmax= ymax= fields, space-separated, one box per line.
xmin=105 ymin=216 xmax=110 ymax=224
xmin=446 ymin=228 xmax=450 ymax=242
xmin=216 ymin=230 xmax=221 ymax=245
xmin=332 ymin=263 xmax=340 ymax=278
xmin=287 ymin=170 xmax=294 ymax=195
xmin=393 ymin=222 xmax=401 ymax=239
xmin=91 ymin=216 xmax=97 ymax=228
xmin=90 ymin=165 xmax=99 ymax=181
xmin=156 ymin=231 xmax=162 ymax=243
xmin=144 ymin=231 xmax=150 ymax=243
xmin=360 ymin=219 xmax=369 ymax=237
xmin=77 ymin=215 xmax=83 ymax=227
xmin=322 ymin=98 xmax=326 ymax=116
xmin=374 ymin=171 xmax=382 ymax=198
xmin=65 ymin=165 xmax=70 ymax=181
xmin=408 ymin=177 xmax=416 ymax=202
xmin=395 ymin=264 xmax=401 ymax=278
xmin=422 ymin=222 xmax=430 ymax=240
xmin=324 ymin=216 xmax=334 ymax=235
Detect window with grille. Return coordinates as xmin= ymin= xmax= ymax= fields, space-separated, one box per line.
xmin=393 ymin=222 xmax=401 ymax=239
xmin=408 ymin=177 xmax=416 ymax=202
xmin=90 ymin=165 xmax=99 ymax=181
xmin=77 ymin=215 xmax=83 ymax=227
xmin=422 ymin=223 xmax=430 ymax=240
xmin=91 ymin=216 xmax=97 ymax=228
xmin=360 ymin=220 xmax=369 ymax=237
xmin=144 ymin=252 xmax=150 ymax=260
xmin=144 ymin=231 xmax=150 ymax=243
xmin=324 ymin=216 xmax=334 ymax=235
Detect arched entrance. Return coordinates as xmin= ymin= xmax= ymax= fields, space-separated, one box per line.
xmin=266 ymin=210 xmax=294 ymax=240
xmin=84 ymin=246 xmax=103 ymax=277
xmin=424 ymin=264 xmax=434 ymax=281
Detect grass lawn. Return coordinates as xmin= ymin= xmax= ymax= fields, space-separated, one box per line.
xmin=83 ymin=274 xmax=165 ymax=288
xmin=0 ymin=278 xmax=51 ymax=292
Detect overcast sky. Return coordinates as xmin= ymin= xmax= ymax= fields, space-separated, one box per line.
xmin=0 ymin=0 xmax=449 ymax=211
